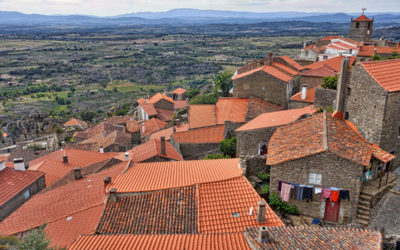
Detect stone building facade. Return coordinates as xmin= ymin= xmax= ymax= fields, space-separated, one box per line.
xmin=349 ymin=13 xmax=374 ymax=42
xmin=342 ymin=60 xmax=400 ymax=168
xmin=236 ymin=127 xmax=276 ymax=157
xmin=269 ymin=152 xmax=363 ymax=224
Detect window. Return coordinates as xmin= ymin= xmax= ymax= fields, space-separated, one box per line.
xmin=323 ymin=55 xmax=328 ymax=60
xmin=24 ymin=190 xmax=31 ymax=200
xmin=356 ymin=22 xmax=360 ymax=28
xmin=244 ymin=83 xmax=250 ymax=90
xmin=344 ymin=112 xmax=349 ymax=120
xmin=398 ymin=127 xmax=400 ymax=138
xmin=258 ymin=143 xmax=268 ymax=155
xmin=308 ymin=173 xmax=322 ymax=185
xmin=346 ymin=87 xmax=351 ymax=96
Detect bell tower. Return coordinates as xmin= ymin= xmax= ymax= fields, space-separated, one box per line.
xmin=349 ymin=8 xmax=374 ymax=42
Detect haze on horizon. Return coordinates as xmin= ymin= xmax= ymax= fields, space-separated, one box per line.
xmin=0 ymin=0 xmax=398 ymax=16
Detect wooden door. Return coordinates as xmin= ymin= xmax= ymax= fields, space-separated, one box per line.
xmin=324 ymin=199 xmax=340 ymax=222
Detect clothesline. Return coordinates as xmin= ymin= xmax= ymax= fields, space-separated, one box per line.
xmin=278 ymin=180 xmax=350 ymax=203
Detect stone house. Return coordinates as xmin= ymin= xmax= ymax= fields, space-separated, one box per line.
xmin=300 ymin=64 xmax=337 ymax=89
xmin=74 ymin=130 xmax=132 ymax=153
xmin=0 ymin=158 xmax=45 ymax=221
xmin=235 ymin=105 xmax=315 ymax=158
xmin=172 ymin=125 xmax=225 ymax=160
xmin=349 ymin=13 xmax=374 ymax=42
xmin=289 ymin=86 xmax=317 ymax=109
xmin=165 ymin=87 xmax=188 ymax=101
xmin=232 ymin=54 xmax=302 ymax=108
xmin=340 ymin=58 xmax=400 ymax=168
xmin=267 ymin=112 xmax=394 ymax=224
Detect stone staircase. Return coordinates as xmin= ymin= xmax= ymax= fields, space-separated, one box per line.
xmin=356 ymin=193 xmax=372 ymax=226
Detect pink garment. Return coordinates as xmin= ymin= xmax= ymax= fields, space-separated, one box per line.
xmin=280 ymin=183 xmax=291 ymax=202
xmin=320 ymin=188 xmax=332 ymax=201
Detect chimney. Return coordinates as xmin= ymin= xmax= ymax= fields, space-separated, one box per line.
xmin=63 ymin=155 xmax=68 ymax=164
xmin=109 ymin=188 xmax=117 ymax=202
xmin=160 ymin=136 xmax=166 ymax=155
xmin=124 ymin=152 xmax=129 ymax=161
xmin=73 ymin=167 xmax=82 ymax=180
xmin=13 ymin=158 xmax=25 ymax=171
xmin=258 ymin=226 xmax=271 ymax=243
xmin=0 ymin=160 xmax=5 ymax=171
xmin=335 ymin=58 xmax=351 ymax=113
xmin=257 ymin=201 xmax=266 ymax=223
xmin=268 ymin=53 xmax=273 ymax=65
xmin=99 ymin=146 xmax=104 ymax=154
xmin=301 ymin=84 xmax=307 ymax=100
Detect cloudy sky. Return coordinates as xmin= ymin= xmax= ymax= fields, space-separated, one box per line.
xmin=0 ymin=0 xmax=398 ymax=16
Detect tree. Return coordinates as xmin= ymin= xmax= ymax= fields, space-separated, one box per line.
xmin=213 ymin=71 xmax=233 ymax=97
xmin=80 ymin=111 xmax=97 ymax=122
xmin=372 ymin=54 xmax=383 ymax=61
xmin=19 ymin=225 xmax=53 ymax=250
xmin=219 ymin=137 xmax=237 ymax=158
xmin=321 ymin=75 xmax=338 ymax=90
xmin=186 ymin=88 xmax=200 ymax=99
xmin=189 ymin=94 xmax=218 ymax=105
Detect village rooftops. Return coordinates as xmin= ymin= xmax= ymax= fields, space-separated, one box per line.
xmin=189 ymin=104 xmax=216 ymax=129
xmin=301 ymin=64 xmax=337 ymax=77
xmin=150 ymin=123 xmax=189 ymax=141
xmin=361 ymin=58 xmax=400 ymax=92
xmin=108 ymin=158 xmax=243 ymax=193
xmin=148 ymin=93 xmax=174 ymax=104
xmin=127 ymin=138 xmax=183 ymax=163
xmin=138 ymin=102 xmax=158 ymax=116
xmin=0 ymin=162 xmax=127 ymax=244
xmin=279 ymin=56 xmax=304 ymax=71
xmin=290 ymin=87 xmax=318 ymax=103
xmin=233 ymin=65 xmax=293 ymax=82
xmin=304 ymin=56 xmax=356 ymax=72
xmin=267 ymin=112 xmax=394 ymax=166
xmin=215 ymin=97 xmax=249 ymax=124
xmin=63 ymin=118 xmax=88 ymax=129
xmin=140 ymin=118 xmax=168 ymax=137
xmin=236 ymin=105 xmax=315 ymax=132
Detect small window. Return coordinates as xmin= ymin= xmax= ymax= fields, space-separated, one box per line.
xmin=398 ymin=127 xmax=400 ymax=138
xmin=24 ymin=190 xmax=31 ymax=200
xmin=258 ymin=143 xmax=268 ymax=155
xmin=356 ymin=22 xmax=360 ymax=28
xmin=323 ymin=55 xmax=328 ymax=60
xmin=344 ymin=112 xmax=349 ymax=120
xmin=308 ymin=173 xmax=322 ymax=185
xmin=347 ymin=87 xmax=351 ymax=96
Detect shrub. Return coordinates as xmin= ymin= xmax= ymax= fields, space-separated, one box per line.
xmin=219 ymin=137 xmax=236 ymax=157
xmin=189 ymin=93 xmax=218 ymax=104
xmin=203 ymin=153 xmax=231 ymax=160
xmin=321 ymin=75 xmax=338 ymax=90
xmin=260 ymin=184 xmax=270 ymax=195
xmin=257 ymin=172 xmax=270 ymax=182
xmin=269 ymin=192 xmax=299 ymax=215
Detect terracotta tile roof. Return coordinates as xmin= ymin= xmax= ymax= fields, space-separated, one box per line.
xmin=155 ymin=108 xmax=174 ymax=122
xmin=29 ymin=148 xmax=121 ymax=170
xmin=301 ymin=64 xmax=337 ymax=77
xmin=128 ymin=138 xmax=183 ymax=162
xmin=140 ymin=118 xmax=168 ymax=137
xmin=278 ymin=56 xmax=304 ymax=71
xmin=174 ymin=100 xmax=188 ymax=109
xmin=45 ymin=204 xmax=104 ymax=248
xmin=148 ymin=93 xmax=174 ymax=104
xmin=77 ymin=130 xmax=130 ymax=152
xmin=150 ymin=123 xmax=189 ymax=141
xmin=374 ymin=46 xmax=400 ymax=54
xmin=361 ymin=59 xmax=400 ymax=92
xmin=136 ymin=98 xmax=146 ymax=104
xmin=262 ymin=65 xmax=293 ymax=82
xmin=267 ymin=112 xmax=393 ymax=166
xmin=245 ymin=226 xmax=382 ymax=249
xmin=246 ymin=97 xmax=284 ymax=121
xmin=189 ymin=105 xmax=216 ymax=129
xmin=35 ymin=159 xmax=72 ymax=187
xmin=0 ymin=168 xmax=44 ymax=207
xmin=290 ymin=87 xmax=318 ymax=103
xmin=126 ymin=120 xmax=139 ymax=133
xmin=333 ymin=41 xmax=356 ymax=49
xmin=139 ymin=103 xmax=158 ymax=116
xmin=305 ymin=56 xmax=356 ymax=72
xmin=232 ymin=66 xmax=264 ymax=80
xmin=172 ymin=87 xmax=188 ymax=95
xmin=321 ymin=35 xmax=341 ymax=41
xmin=354 ymin=14 xmax=373 ymax=22
xmin=370 ymin=143 xmax=396 ymax=163
xmin=302 ymin=44 xmax=315 ymax=50
xmin=236 ymin=105 xmax=315 ymax=132
xmin=69 ymin=233 xmax=250 ymax=250
xmin=73 ymin=123 xmax=125 ymax=141
xmin=216 ymin=98 xmax=249 ymax=124
xmin=63 ymin=118 xmax=88 ymax=128
xmin=106 ymin=115 xmax=132 ymax=125
xmin=174 ymin=125 xmax=225 ymax=144
xmin=96 ymin=186 xmax=197 ymax=234
xmin=0 ymin=162 xmax=127 ymax=236
xmin=109 ymin=158 xmax=242 ymax=193
xmin=199 ymin=176 xmax=284 ymax=234
xmin=272 ymin=62 xmax=300 ymax=76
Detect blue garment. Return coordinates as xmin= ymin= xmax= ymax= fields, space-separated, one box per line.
xmin=297 ymin=185 xmax=305 ymax=200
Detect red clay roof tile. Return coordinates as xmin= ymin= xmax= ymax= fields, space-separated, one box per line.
xmin=301 ymin=64 xmax=337 ymax=77
xmin=148 ymin=93 xmax=174 ymax=104
xmin=174 ymin=100 xmax=188 ymax=109
xmin=139 ymin=103 xmax=158 ymax=116
xmin=189 ymin=105 xmax=217 ymax=129
xmin=361 ymin=58 xmax=400 ymax=92
xmin=109 ymin=158 xmax=243 ymax=193
xmin=174 ymin=125 xmax=225 ymax=144
xmin=126 ymin=120 xmax=139 ymax=133
xmin=140 ymin=118 xmax=168 ymax=137
xmin=128 ymin=138 xmax=183 ymax=162
xmin=216 ymin=98 xmax=249 ymax=124
xmin=305 ymin=56 xmax=356 ymax=72
xmin=150 ymin=123 xmax=189 ymax=141
xmin=155 ymin=108 xmax=174 ymax=122
xmin=272 ymin=62 xmax=300 ymax=76
xmin=236 ymin=105 xmax=315 ymax=132
xmin=290 ymin=87 xmax=318 ymax=103
xmin=63 ymin=118 xmax=88 ymax=128
xmin=278 ymin=56 xmax=304 ymax=71
xmin=354 ymin=14 xmax=373 ymax=22
xmin=262 ymin=65 xmax=292 ymax=82
xmin=172 ymin=87 xmax=188 ymax=95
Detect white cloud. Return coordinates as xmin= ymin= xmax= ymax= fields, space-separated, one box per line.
xmin=0 ymin=0 xmax=397 ymax=15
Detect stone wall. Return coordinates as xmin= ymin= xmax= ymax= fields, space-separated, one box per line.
xmin=0 ymin=175 xmax=45 ymax=221
xmin=288 ymin=100 xmax=311 ymax=109
xmin=344 ymin=65 xmax=387 ymax=146
xmin=179 ymin=143 xmax=221 ymax=160
xmin=300 ymin=75 xmax=325 ymax=89
xmin=224 ymin=121 xmax=245 ymax=138
xmin=240 ymin=155 xmax=270 ymax=178
xmin=233 ymin=70 xmax=289 ymax=108
xmin=270 ymin=152 xmax=363 ymax=224
xmin=381 ymin=92 xmax=400 ymax=168
xmin=314 ymin=88 xmax=336 ymax=109
xmin=349 ymin=19 xmax=373 ymax=42
xmin=236 ymin=127 xmax=276 ymax=157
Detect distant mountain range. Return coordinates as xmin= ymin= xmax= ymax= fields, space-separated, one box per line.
xmin=0 ymin=9 xmax=400 ymax=26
